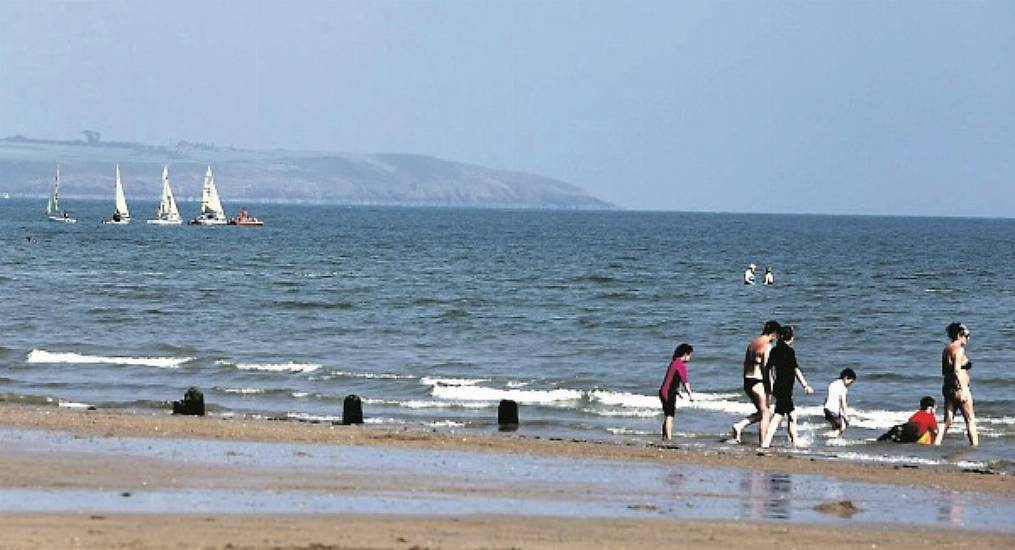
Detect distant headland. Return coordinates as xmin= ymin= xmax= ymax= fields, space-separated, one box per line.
xmin=0 ymin=134 xmax=612 ymax=209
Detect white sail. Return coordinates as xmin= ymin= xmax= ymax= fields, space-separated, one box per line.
xmin=45 ymin=165 xmax=76 ymax=223
xmin=199 ymin=166 xmax=226 ymax=220
xmin=164 ymin=167 xmax=180 ymax=220
xmin=46 ymin=166 xmax=60 ymax=215
xmin=113 ymin=164 xmax=130 ymax=219
xmin=149 ymin=165 xmax=182 ymax=224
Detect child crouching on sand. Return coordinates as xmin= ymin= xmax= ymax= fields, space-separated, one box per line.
xmin=823 ymin=368 xmax=856 ymax=437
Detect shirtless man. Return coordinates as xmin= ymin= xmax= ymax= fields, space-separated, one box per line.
xmin=731 ymin=320 xmax=780 ymax=444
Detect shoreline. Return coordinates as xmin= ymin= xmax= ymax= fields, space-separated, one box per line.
xmin=1 ymin=403 xmax=1014 ymax=548
xmin=0 ymin=403 xmax=1010 ymax=497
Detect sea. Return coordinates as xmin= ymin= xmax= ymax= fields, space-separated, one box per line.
xmin=1 ymin=198 xmax=1013 ymax=472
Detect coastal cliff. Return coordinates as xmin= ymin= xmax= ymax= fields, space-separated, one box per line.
xmin=0 ymin=136 xmax=611 ymax=209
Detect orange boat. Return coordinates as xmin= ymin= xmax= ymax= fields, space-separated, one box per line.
xmin=228 ymin=207 xmax=264 ymax=227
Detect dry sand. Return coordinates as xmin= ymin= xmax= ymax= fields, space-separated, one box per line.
xmin=2 ymin=513 xmax=1014 ymax=550
xmin=0 ymin=403 xmax=1012 ymax=549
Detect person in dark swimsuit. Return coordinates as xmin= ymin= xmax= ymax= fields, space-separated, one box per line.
xmin=731 ymin=320 xmax=780 ymax=444
xmin=762 ymin=325 xmax=813 ymax=448
xmin=936 ymin=322 xmax=978 ymax=446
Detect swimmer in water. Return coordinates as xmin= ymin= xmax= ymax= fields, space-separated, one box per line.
xmin=731 ymin=320 xmax=780 ymax=444
xmin=763 ymin=267 xmax=774 ymax=285
xmin=744 ymin=264 xmax=757 ymax=285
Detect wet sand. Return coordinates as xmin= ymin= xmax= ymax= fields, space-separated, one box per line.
xmin=0 ymin=403 xmax=1012 ymax=549
xmin=0 ymin=404 xmax=1009 ymax=495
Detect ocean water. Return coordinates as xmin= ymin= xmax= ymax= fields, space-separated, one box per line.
xmin=1 ymin=198 xmax=1013 ymax=470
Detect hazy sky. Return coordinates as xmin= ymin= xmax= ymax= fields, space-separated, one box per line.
xmin=2 ymin=1 xmax=1013 ymax=215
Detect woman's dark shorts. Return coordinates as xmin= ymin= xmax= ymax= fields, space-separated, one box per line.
xmin=660 ymin=394 xmax=677 ymax=417
xmin=824 ymin=408 xmax=844 ymax=428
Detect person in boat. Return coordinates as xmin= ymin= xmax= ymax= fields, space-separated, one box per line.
xmin=935 ymin=322 xmax=978 ymax=446
xmin=731 ymin=320 xmax=780 ymax=444
xmin=112 ymin=212 xmax=122 ymax=222
xmin=62 ymin=210 xmax=69 ymax=219
xmin=878 ymin=396 xmax=938 ymax=444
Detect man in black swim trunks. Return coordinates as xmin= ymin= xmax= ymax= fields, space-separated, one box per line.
xmin=731 ymin=320 xmax=780 ymax=444
xmin=761 ymin=325 xmax=813 ymax=448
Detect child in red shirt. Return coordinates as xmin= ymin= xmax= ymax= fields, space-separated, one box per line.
xmin=906 ymin=396 xmax=939 ymax=444
xmin=878 ymin=396 xmax=938 ymax=444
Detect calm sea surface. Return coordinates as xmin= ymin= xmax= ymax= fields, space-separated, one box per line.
xmin=1 ymin=198 xmax=1012 ymax=470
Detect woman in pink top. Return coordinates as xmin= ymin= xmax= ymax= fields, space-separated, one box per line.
xmin=659 ymin=343 xmax=695 ymax=440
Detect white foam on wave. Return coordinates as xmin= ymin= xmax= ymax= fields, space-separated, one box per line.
xmin=421 ymin=377 xmax=487 ymax=386
xmin=830 ymin=451 xmax=986 ymax=470
xmin=606 ymin=427 xmax=654 ymax=436
xmin=583 ymin=408 xmax=658 ymax=418
xmin=364 ymin=417 xmax=407 ymax=425
xmin=58 ymin=400 xmax=92 ymax=409
xmin=431 ymin=383 xmax=583 ymax=405
xmin=428 ymin=420 xmax=466 ymax=428
xmin=223 ymin=361 xmax=321 ymax=373
xmin=589 ymin=390 xmax=658 ymax=409
xmin=220 ymin=387 xmax=265 ymax=395
xmin=312 ymin=370 xmax=414 ymax=381
xmin=27 ymin=349 xmax=191 ymax=369
xmin=287 ymin=412 xmax=338 ymax=423
xmin=364 ymin=397 xmax=494 ymax=410
xmin=588 ymin=389 xmax=758 ymax=416
xmin=981 ymin=416 xmax=1015 ymax=427
xmin=291 ymin=391 xmax=311 ymax=398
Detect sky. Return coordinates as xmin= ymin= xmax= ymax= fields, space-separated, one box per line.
xmin=1 ymin=1 xmax=1013 ymax=216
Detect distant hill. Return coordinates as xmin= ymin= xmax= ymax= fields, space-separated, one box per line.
xmin=0 ymin=135 xmax=612 ymax=209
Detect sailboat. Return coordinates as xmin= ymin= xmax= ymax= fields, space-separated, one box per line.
xmin=147 ymin=165 xmax=182 ymax=225
xmin=102 ymin=164 xmax=131 ymax=224
xmin=45 ymin=166 xmax=77 ymax=223
xmin=188 ymin=166 xmax=227 ymax=225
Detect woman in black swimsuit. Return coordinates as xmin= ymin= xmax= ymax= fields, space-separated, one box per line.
xmin=935 ymin=322 xmax=978 ymax=446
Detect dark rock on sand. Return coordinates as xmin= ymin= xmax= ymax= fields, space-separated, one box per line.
xmin=814 ymin=500 xmax=860 ymax=517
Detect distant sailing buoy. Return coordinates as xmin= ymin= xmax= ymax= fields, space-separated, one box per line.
xmin=498 ymin=399 xmax=519 ymax=429
xmin=172 ymin=387 xmax=205 ymax=416
xmin=343 ymin=394 xmax=364 ymax=425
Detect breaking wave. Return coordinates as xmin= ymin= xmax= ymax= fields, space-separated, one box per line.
xmin=27 ymin=349 xmax=192 ymax=369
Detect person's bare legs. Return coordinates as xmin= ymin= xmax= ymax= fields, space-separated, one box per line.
xmin=787 ymin=412 xmax=799 ymax=447
xmin=827 ymin=415 xmax=845 ymax=437
xmin=959 ymin=397 xmax=978 ymax=447
xmin=732 ymin=384 xmax=768 ymax=444
xmin=762 ymin=412 xmax=784 ymax=448
xmin=662 ymin=415 xmax=674 ymax=441
xmin=935 ymin=400 xmax=956 ymax=445
xmin=731 ymin=414 xmax=756 ymax=443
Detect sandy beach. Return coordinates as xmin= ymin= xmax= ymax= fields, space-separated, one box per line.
xmin=0 ymin=403 xmax=1012 ymax=549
